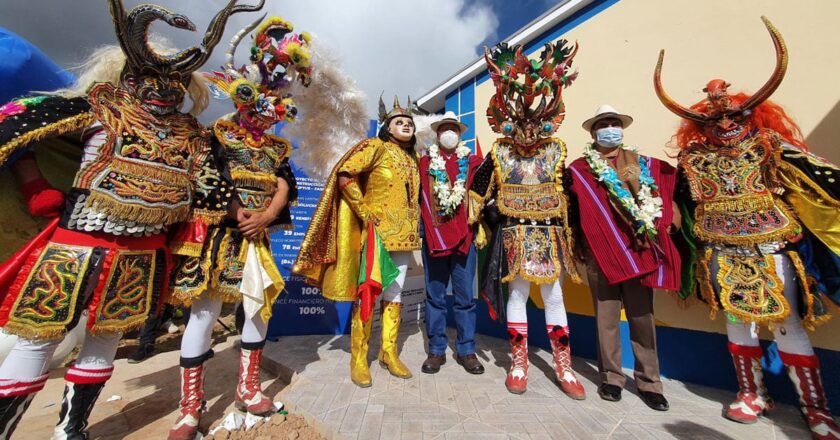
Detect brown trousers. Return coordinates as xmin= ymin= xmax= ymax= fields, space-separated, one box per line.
xmin=585 ymin=257 xmax=663 ymax=393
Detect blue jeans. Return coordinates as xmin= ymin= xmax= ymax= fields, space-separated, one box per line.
xmin=421 ymin=241 xmax=477 ymax=356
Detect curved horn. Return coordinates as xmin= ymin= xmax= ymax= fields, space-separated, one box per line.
xmin=740 ymin=16 xmax=788 ymax=111
xmin=171 ymin=0 xmax=266 ymax=75
xmin=378 ymin=92 xmax=387 ymax=121
xmin=223 ymin=13 xmax=266 ymax=75
xmin=124 ymin=5 xmax=197 ymax=68
xmin=108 ymin=0 xmax=142 ymax=70
xmin=654 ymin=50 xmax=708 ymax=122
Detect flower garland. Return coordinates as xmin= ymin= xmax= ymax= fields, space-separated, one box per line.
xmin=428 ymin=143 xmax=471 ymax=217
xmin=583 ymin=144 xmax=663 ymax=239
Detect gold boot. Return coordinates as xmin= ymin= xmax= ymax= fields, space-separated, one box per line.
xmin=350 ymin=303 xmax=374 ymax=387
xmin=377 ymin=301 xmax=413 ymax=379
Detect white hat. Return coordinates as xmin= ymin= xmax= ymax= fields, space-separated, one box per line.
xmin=581 ymin=104 xmax=633 ymax=132
xmin=430 ymin=111 xmax=469 ymax=133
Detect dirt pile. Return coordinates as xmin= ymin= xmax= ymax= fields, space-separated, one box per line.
xmin=205 ymin=413 xmax=326 ymax=440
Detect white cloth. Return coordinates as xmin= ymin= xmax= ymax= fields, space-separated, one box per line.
xmin=381 ymin=251 xmax=410 ymax=303
xmin=713 ymin=252 xmax=815 ymax=356
xmin=506 ymin=275 xmax=568 ymax=328
xmin=240 ymin=242 xmax=274 ymax=321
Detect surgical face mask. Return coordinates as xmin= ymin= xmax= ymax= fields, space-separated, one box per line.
xmin=438 ymin=130 xmax=460 ymax=149
xmin=595 ymin=126 xmax=623 ymax=148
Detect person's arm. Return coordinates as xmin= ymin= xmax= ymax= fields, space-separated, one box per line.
xmin=13 ymin=152 xmax=65 ymax=218
xmin=239 ymin=177 xmax=290 ymax=240
xmin=336 ymin=139 xmax=382 ymax=224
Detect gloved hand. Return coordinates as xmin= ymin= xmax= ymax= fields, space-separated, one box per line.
xmin=20 ymin=178 xmax=65 ymax=218
xmin=339 ymin=178 xmax=379 ymax=226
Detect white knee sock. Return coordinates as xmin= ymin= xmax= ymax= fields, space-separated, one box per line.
xmin=180 ymin=295 xmax=223 ymax=359
xmin=540 ymin=278 xmax=568 ymax=327
xmin=506 ymin=277 xmax=530 ymax=325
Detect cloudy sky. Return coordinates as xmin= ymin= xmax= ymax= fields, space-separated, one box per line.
xmin=0 ymin=0 xmax=560 ymax=123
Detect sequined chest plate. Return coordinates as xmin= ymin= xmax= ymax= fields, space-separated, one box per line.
xmin=216 ymin=120 xmax=290 ymax=212
xmin=680 ymin=138 xmax=800 ymax=246
xmin=74 ymin=84 xmax=208 ymax=227
xmin=492 ymin=141 xmax=568 ymax=220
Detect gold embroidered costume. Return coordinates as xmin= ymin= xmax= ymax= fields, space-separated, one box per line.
xmin=294 ymin=137 xmax=420 ymax=301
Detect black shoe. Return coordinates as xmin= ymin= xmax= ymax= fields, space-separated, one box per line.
xmin=127 ymin=345 xmax=154 ymax=364
xmin=421 ymin=354 xmax=446 ymax=374
xmin=639 ymin=391 xmax=669 ymax=411
xmin=454 ymin=353 xmax=485 ymax=375
xmin=597 ymin=384 xmax=622 ymax=402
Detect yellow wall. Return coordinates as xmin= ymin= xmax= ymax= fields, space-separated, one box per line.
xmin=474 ymin=0 xmax=840 ymax=351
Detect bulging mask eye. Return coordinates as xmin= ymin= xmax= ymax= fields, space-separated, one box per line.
xmin=541 ymin=121 xmax=554 ymax=133
xmin=232 ymin=81 xmax=258 ymax=105
xmin=502 ymin=121 xmax=514 ymax=134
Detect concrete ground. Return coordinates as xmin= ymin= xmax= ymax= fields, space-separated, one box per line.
xmin=19 ymin=337 xmax=289 ymax=440
xmin=264 ymin=322 xmax=813 ymax=440
xmin=17 ymin=324 xmax=815 ymax=440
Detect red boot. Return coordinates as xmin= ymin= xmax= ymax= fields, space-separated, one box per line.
xmin=234 ymin=343 xmax=275 ymax=417
xmin=505 ymin=326 xmax=528 ymax=394
xmin=781 ymin=352 xmax=840 ymax=440
xmin=724 ymin=343 xmax=772 ymax=424
xmin=547 ymin=325 xmax=585 ymax=400
xmin=168 ymin=363 xmax=206 ymax=440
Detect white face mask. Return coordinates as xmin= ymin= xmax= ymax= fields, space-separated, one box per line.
xmin=595 ymin=126 xmax=623 ymax=148
xmin=438 ymin=130 xmax=460 ymax=149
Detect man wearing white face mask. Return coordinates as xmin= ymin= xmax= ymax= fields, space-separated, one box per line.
xmin=419 ymin=111 xmax=484 ymax=374
xmin=568 ymin=105 xmax=682 ymax=411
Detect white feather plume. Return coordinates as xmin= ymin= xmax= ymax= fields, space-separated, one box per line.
xmin=413 ymin=113 xmax=445 ymax=156
xmin=283 ymin=40 xmax=370 ymax=180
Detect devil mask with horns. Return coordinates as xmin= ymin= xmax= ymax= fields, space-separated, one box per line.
xmin=108 ymin=0 xmax=265 ymax=116
xmin=655 ymin=16 xmax=788 ymax=148
xmin=204 ymin=15 xmax=313 ymax=137
xmin=484 ymin=40 xmax=578 ymax=147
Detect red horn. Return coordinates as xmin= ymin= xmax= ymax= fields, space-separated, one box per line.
xmin=740 ymin=16 xmax=788 ymax=112
xmin=654 ymin=50 xmax=708 ymax=122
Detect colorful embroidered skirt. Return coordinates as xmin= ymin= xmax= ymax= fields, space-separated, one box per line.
xmin=170 ymin=226 xmax=284 ymax=311
xmin=696 ymin=248 xmax=830 ymax=329
xmin=0 ymin=228 xmax=168 ymax=339
xmin=499 ymin=224 xmax=578 ymax=284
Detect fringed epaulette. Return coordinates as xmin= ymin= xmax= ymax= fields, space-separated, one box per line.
xmin=0 ymin=96 xmax=93 ymax=168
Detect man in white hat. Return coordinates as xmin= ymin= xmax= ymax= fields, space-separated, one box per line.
xmin=419 ymin=111 xmax=484 ymax=375
xmin=568 ymin=104 xmax=682 ymax=411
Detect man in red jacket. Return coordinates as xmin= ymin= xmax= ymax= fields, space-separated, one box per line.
xmin=419 ymin=112 xmax=484 ymax=375
xmin=568 ymin=105 xmax=681 ymax=411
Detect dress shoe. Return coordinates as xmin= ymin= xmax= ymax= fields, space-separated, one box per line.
xmin=454 ymin=353 xmax=485 ymax=375
xmin=640 ymin=391 xmax=670 ymax=411
xmin=421 ymin=354 xmax=446 ymax=374
xmin=598 ymin=384 xmax=622 ymax=402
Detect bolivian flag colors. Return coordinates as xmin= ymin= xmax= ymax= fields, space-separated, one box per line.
xmin=357 ymin=223 xmax=400 ymax=322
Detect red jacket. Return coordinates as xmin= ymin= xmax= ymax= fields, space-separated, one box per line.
xmin=568 ymin=155 xmax=680 ymax=291
xmin=419 ymin=150 xmax=482 ymax=257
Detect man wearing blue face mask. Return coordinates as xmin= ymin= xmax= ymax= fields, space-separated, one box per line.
xmin=568 ymin=105 xmax=682 ymax=411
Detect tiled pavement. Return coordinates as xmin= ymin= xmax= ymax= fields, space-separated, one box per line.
xmin=262 ymin=323 xmax=812 ymax=440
